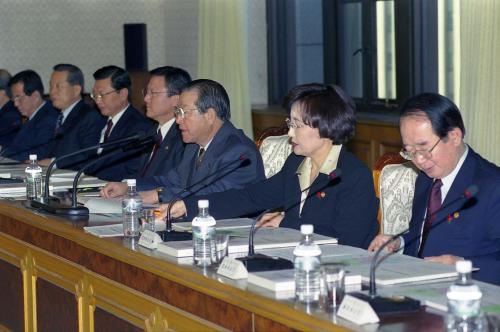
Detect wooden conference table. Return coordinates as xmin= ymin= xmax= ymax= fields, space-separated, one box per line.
xmin=0 ymin=200 xmax=447 ymax=332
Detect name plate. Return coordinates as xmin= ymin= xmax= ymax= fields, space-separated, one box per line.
xmin=138 ymin=230 xmax=163 ymax=249
xmin=217 ymin=257 xmax=248 ymax=279
xmin=337 ymin=294 xmax=380 ymax=325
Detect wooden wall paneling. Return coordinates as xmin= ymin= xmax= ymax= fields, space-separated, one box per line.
xmin=0 ymin=259 xmax=24 ymax=332
xmin=251 ymin=111 xmax=402 ymax=169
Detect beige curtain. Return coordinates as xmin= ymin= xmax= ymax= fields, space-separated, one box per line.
xmin=459 ymin=1 xmax=500 ymax=165
xmin=197 ymin=0 xmax=253 ymax=138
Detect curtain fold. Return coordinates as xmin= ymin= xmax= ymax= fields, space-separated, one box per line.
xmin=198 ymin=0 xmax=253 ymax=138
xmin=459 ymin=1 xmax=500 ymax=164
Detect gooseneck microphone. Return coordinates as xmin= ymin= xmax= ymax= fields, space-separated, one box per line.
xmin=30 ymin=131 xmax=159 ymax=215
xmin=357 ymin=184 xmax=479 ymax=314
xmin=162 ymin=154 xmax=251 ymax=241
xmin=237 ymin=169 xmax=342 ymax=272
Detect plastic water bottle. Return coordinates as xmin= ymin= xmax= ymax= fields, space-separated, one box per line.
xmin=446 ymin=260 xmax=486 ymax=332
xmin=294 ymin=224 xmax=322 ymax=304
xmin=192 ymin=200 xmax=216 ymax=267
xmin=122 ymin=179 xmax=142 ymax=238
xmin=25 ymin=154 xmax=43 ymax=200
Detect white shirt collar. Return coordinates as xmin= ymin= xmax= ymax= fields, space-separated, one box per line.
xmin=440 ymin=144 xmax=469 ymax=202
xmin=158 ymin=117 xmax=175 ymax=138
xmin=200 ymin=137 xmax=214 ymax=151
xmin=108 ymin=104 xmax=129 ymax=125
xmin=60 ymin=99 xmax=81 ymax=123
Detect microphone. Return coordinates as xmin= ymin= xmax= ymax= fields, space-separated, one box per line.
xmin=40 ymin=130 xmax=157 ymax=204
xmin=161 ymin=154 xmax=251 ymax=241
xmin=99 ymin=131 xmax=148 ymax=148
xmin=30 ymin=131 xmax=158 ymax=215
xmin=353 ymin=184 xmax=479 ymax=314
xmin=237 ymin=169 xmax=342 ymax=272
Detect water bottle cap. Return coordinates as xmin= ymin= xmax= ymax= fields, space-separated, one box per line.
xmin=300 ymin=224 xmax=314 ymax=235
xmin=456 ymin=260 xmax=472 ymax=273
xmin=126 ymin=179 xmax=136 ymax=186
xmin=198 ymin=200 xmax=209 ymax=208
xmin=29 ymin=154 xmax=37 ymax=161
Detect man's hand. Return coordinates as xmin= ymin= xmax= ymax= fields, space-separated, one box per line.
xmin=256 ymin=212 xmax=284 ymax=228
xmin=139 ymin=189 xmax=159 ymax=205
xmin=424 ymin=255 xmax=464 ymax=265
xmin=100 ymin=182 xmax=127 ymax=199
xmin=368 ymin=234 xmax=401 ymax=252
xmin=158 ymin=200 xmax=187 ymax=219
xmin=38 ymin=158 xmax=52 ymax=167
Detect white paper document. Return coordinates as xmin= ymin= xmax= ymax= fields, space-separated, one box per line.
xmin=172 ymin=218 xmax=253 ymax=232
xmin=82 ymin=197 xmax=123 ymax=214
xmin=377 ymin=280 xmax=500 ymax=314
xmin=247 ymin=269 xmax=361 ymax=293
xmin=157 ymin=227 xmax=338 ymax=257
xmin=84 ymin=223 xmax=124 ymax=237
xmin=260 ymin=244 xmax=458 ymax=285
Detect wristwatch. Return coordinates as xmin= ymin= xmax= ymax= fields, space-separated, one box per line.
xmin=156 ymin=187 xmax=164 ymax=203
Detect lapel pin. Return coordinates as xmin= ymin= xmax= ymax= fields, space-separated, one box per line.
xmin=315 ymin=191 xmax=326 ymax=199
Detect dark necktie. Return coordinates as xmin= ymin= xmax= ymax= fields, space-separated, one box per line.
xmin=418 ymin=179 xmax=443 ymax=257
xmin=54 ymin=113 xmax=64 ymax=137
xmin=141 ymin=129 xmax=163 ymax=176
xmin=196 ymin=147 xmax=205 ymax=169
xmin=103 ymin=119 xmax=113 ymax=142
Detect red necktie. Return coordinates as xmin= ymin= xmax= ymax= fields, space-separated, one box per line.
xmin=418 ymin=179 xmax=443 ymax=257
xmin=103 ymin=119 xmax=113 ymax=142
xmin=141 ymin=129 xmax=163 ymax=176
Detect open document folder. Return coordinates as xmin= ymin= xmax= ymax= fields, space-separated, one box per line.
xmin=261 ymin=244 xmax=458 ymax=285
xmin=0 ymin=174 xmax=106 ymax=198
xmin=157 ymin=227 xmax=338 ymax=257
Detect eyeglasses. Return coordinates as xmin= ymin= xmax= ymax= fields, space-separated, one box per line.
xmin=90 ymin=89 xmax=117 ymax=100
xmin=12 ymin=94 xmax=27 ymax=102
xmin=174 ymin=106 xmax=198 ymax=119
xmin=141 ymin=88 xmax=169 ymax=98
xmin=400 ymin=138 xmax=441 ymax=161
xmin=285 ymin=118 xmax=306 ymax=129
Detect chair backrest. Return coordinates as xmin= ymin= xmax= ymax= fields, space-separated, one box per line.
xmin=259 ymin=134 xmax=293 ymax=178
xmin=378 ymin=161 xmax=419 ymax=235
xmin=255 ymin=125 xmax=289 ymax=149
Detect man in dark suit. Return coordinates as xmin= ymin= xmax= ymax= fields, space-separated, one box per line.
xmin=37 ymin=64 xmax=106 ymax=170
xmin=0 ymin=69 xmax=22 ymax=147
xmin=101 ymin=79 xmax=265 ymax=204
xmin=86 ymin=66 xmax=154 ymax=181
xmin=164 ymin=83 xmax=378 ymax=249
xmin=138 ymin=66 xmax=190 ymax=177
xmin=369 ymin=93 xmax=500 ymax=285
xmin=1 ymin=70 xmax=58 ymax=161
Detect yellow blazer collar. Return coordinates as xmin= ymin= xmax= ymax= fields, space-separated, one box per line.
xmin=296 ymin=145 xmax=342 ymax=191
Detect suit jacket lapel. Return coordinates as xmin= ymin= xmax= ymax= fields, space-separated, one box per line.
xmin=439 ymin=149 xmax=477 ymax=217
xmin=149 ymin=124 xmax=178 ymax=172
xmin=185 ymin=122 xmax=231 ymax=190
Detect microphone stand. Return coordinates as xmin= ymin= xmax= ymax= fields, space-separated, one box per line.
xmin=30 ymin=148 xmax=126 ymax=215
xmin=350 ymin=185 xmax=479 ymax=314
xmin=236 ymin=209 xmax=294 ymax=272
xmin=30 ymin=133 xmax=158 ymax=215
xmin=236 ymin=169 xmax=343 ymax=272
xmin=160 ymin=155 xmax=251 ymax=242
